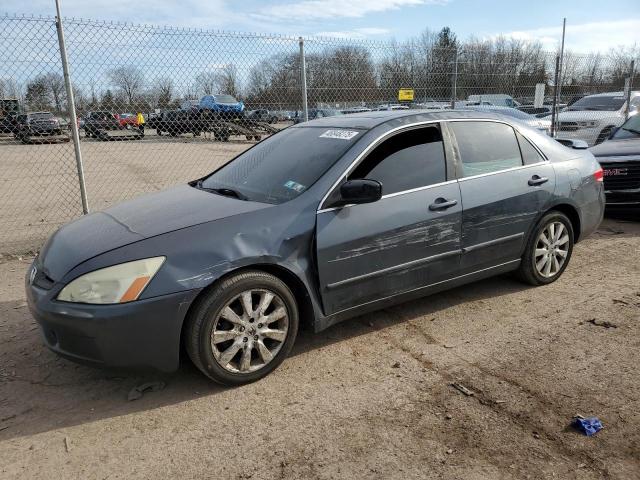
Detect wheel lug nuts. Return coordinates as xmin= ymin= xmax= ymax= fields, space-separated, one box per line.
xmin=243 ymin=337 xmax=248 ymax=342
xmin=257 ymin=323 xmax=263 ymax=328
xmin=239 ymin=326 xmax=245 ymax=332
xmin=254 ymin=335 xmax=258 ymax=341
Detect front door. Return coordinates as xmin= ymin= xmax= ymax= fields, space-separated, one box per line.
xmin=447 ymin=121 xmax=556 ymax=274
xmin=316 ymin=124 xmax=462 ymax=315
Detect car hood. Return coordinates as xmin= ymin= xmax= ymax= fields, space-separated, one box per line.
xmin=557 ymin=110 xmax=621 ymax=122
xmin=38 ymin=184 xmax=271 ymax=280
xmin=589 ymin=137 xmax=640 ymax=159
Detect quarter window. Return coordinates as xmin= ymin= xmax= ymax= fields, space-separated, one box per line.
xmin=516 ymin=131 xmax=544 ymax=165
xmin=450 ymin=121 xmax=523 ymax=177
xmin=349 ymin=126 xmax=446 ymax=195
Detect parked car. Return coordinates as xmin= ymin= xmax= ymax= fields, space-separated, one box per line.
xmin=246 ymin=109 xmax=278 ymax=124
xmin=377 ymin=104 xmax=409 ymax=111
xmin=14 ymin=111 xmax=69 ymax=143
xmin=518 ymin=105 xmax=553 ymax=118
xmin=467 ymin=94 xmax=520 ymax=108
xmin=199 ymin=94 xmax=244 ymax=120
xmin=150 ymin=110 xmax=206 ymax=137
xmin=341 ymin=107 xmax=372 ymax=114
xmin=556 ymin=91 xmax=640 ymax=146
xmin=463 ymin=105 xmax=551 ymax=134
xmin=116 ymin=113 xmax=139 ymax=128
xmin=26 ymin=110 xmax=604 ymax=385
xmin=589 ymin=114 xmax=640 ymax=210
xmin=292 ymin=108 xmax=343 ymax=124
xmin=0 ymin=111 xmax=18 ymax=134
xmin=83 ymin=111 xmax=142 ymax=141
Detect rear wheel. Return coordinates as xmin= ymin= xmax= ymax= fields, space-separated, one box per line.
xmin=185 ymin=271 xmax=299 ymax=385
xmin=516 ymin=211 xmax=574 ymax=285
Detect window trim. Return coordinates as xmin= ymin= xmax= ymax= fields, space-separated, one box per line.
xmin=317 ymin=118 xmax=548 ymax=213
xmin=318 ymin=121 xmax=448 ymax=212
xmin=447 ymin=119 xmax=531 ymax=180
xmin=347 ymin=124 xmax=448 ymax=197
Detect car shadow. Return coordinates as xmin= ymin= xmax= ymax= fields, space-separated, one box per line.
xmin=0 ymin=274 xmax=532 ymax=441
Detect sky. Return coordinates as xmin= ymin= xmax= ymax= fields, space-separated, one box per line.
xmin=2 ymin=0 xmax=639 ymax=52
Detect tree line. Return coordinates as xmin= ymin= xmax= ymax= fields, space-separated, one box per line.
xmin=2 ymin=27 xmax=638 ymax=115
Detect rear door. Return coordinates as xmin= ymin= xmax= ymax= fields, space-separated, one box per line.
xmin=316 ymin=124 xmax=462 ymax=315
xmin=447 ymin=121 xmax=555 ymax=274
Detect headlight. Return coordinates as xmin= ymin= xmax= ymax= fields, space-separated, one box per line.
xmin=57 ymin=257 xmax=165 ymax=304
xmin=577 ymin=121 xmax=598 ymax=128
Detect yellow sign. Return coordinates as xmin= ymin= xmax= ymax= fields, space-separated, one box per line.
xmin=398 ymin=89 xmax=414 ymax=101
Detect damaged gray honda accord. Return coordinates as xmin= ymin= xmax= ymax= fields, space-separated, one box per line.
xmin=26 ymin=110 xmax=605 ymax=385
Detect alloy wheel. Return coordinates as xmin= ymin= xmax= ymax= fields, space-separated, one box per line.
xmin=534 ymin=221 xmax=570 ymax=278
xmin=210 ymin=289 xmax=289 ymax=373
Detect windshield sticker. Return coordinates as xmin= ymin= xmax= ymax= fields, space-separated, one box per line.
xmin=284 ymin=180 xmax=307 ymax=193
xmin=319 ymin=129 xmax=359 ymax=140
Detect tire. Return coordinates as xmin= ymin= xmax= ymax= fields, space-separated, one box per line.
xmin=595 ymin=126 xmax=613 ymax=145
xmin=516 ymin=211 xmax=574 ymax=286
xmin=185 ymin=270 xmax=299 ymax=386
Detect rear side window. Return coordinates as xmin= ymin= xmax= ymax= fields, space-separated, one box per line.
xmin=450 ymin=121 xmax=523 ymax=177
xmin=349 ymin=126 xmax=446 ymax=195
xmin=516 ymin=131 xmax=545 ymax=165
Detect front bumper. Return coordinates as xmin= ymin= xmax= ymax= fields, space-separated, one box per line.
xmin=26 ymin=276 xmax=200 ymax=372
xmin=605 ymin=189 xmax=640 ymax=209
xmin=556 ymin=127 xmax=601 ymax=146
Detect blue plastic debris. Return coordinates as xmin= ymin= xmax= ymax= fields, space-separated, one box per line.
xmin=573 ymin=416 xmax=603 ymax=436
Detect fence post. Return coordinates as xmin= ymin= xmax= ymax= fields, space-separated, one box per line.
xmin=550 ymin=54 xmax=560 ymax=138
xmin=624 ymin=59 xmax=635 ymax=120
xmin=55 ymin=0 xmax=89 ymax=214
xmin=299 ymin=37 xmax=309 ymax=122
xmin=450 ymin=47 xmax=458 ymax=109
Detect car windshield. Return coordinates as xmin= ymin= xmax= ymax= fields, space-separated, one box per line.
xmin=200 ymin=126 xmax=361 ymax=204
xmin=567 ymin=95 xmax=625 ymax=111
xmin=612 ymin=115 xmax=640 ymax=139
xmin=214 ymin=95 xmax=238 ymax=103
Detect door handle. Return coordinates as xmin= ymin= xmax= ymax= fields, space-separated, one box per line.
xmin=528 ymin=175 xmax=549 ymax=186
xmin=429 ymin=198 xmax=458 ymax=211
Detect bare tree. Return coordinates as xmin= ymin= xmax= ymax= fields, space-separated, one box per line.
xmin=108 ymin=66 xmax=145 ymax=105
xmin=150 ymin=77 xmax=174 ymax=108
xmin=43 ymin=73 xmax=66 ymax=112
xmin=195 ymin=65 xmax=239 ymax=97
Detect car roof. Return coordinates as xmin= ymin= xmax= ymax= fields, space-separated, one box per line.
xmin=293 ymin=109 xmax=510 ymax=130
xmin=586 ymin=91 xmax=639 ymax=97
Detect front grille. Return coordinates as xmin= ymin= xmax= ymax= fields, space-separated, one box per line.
xmin=558 ymin=122 xmax=579 ymax=131
xmin=599 ymin=161 xmax=640 ymax=190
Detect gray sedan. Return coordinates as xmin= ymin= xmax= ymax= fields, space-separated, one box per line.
xmin=26 ymin=110 xmax=605 ymax=385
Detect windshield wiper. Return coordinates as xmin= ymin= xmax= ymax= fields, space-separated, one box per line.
xmin=195 ymin=180 xmax=248 ymax=200
xmin=621 ymin=127 xmax=640 ymax=136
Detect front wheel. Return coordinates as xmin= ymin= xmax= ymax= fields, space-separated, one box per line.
xmin=184 ymin=271 xmax=299 ymax=385
xmin=595 ymin=126 xmax=613 ymax=145
xmin=516 ymin=211 xmax=574 ymax=285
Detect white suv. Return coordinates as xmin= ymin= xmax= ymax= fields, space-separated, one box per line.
xmin=556 ymin=91 xmax=640 ymax=146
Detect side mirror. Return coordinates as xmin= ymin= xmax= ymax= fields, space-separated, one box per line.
xmin=337 ymin=179 xmax=382 ymax=206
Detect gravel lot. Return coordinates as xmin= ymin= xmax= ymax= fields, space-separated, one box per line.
xmin=0 ymin=130 xmax=261 ymax=254
xmin=0 ymin=216 xmax=638 ymax=479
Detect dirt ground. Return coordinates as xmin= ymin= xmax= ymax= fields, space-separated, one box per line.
xmin=0 ymin=216 xmax=639 ymax=479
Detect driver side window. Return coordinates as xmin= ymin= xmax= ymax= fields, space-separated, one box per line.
xmin=349 ymin=125 xmax=447 ymax=196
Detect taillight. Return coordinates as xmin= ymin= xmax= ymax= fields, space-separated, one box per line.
xmin=594 ymin=167 xmax=604 ymax=182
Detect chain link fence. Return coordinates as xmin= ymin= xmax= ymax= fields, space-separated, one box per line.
xmin=0 ymin=14 xmax=638 ymax=253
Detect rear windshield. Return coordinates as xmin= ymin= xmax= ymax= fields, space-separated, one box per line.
xmin=201 ymin=126 xmax=361 ymax=204
xmin=567 ymin=95 xmax=625 ymax=111
xmin=214 ymin=95 xmax=238 ymax=103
